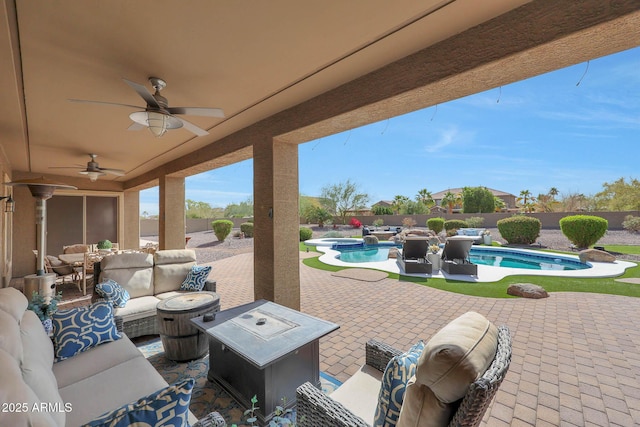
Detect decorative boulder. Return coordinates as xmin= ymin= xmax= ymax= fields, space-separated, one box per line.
xmin=363 ymin=235 xmax=379 ymax=245
xmin=507 ymin=283 xmax=549 ymax=299
xmin=579 ymin=249 xmax=616 ymax=263
xmin=388 ymin=247 xmax=399 ymax=259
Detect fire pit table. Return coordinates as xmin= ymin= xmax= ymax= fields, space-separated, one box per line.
xmin=191 ymin=299 xmax=339 ymax=425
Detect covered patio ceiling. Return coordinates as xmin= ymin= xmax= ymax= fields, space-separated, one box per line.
xmin=2 ymin=0 xmax=638 ymax=190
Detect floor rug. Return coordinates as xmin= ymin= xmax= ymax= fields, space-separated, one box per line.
xmin=136 ymin=338 xmax=342 ymax=425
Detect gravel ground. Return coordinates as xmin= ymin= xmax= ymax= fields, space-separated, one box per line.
xmin=145 ymin=226 xmax=640 ymax=264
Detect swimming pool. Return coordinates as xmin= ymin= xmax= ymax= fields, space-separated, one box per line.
xmin=334 ymin=243 xmax=589 ymax=270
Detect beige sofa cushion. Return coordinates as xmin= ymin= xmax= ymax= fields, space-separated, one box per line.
xmin=397 ymin=312 xmax=498 ymax=427
xmin=0 ymin=308 xmax=23 ymax=361
xmin=100 ymin=253 xmax=154 ymax=298
xmin=153 ymin=249 xmax=197 ymax=294
xmin=0 ymin=287 xmax=29 ymax=321
xmin=329 ymin=364 xmax=382 ymax=426
xmin=114 ymin=295 xmax=161 ymax=322
xmin=59 ymin=356 xmax=168 ymax=427
xmin=0 ymin=349 xmax=59 ymax=427
xmin=53 ymin=334 xmax=143 ymax=388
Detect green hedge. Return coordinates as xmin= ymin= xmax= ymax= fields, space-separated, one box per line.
xmin=444 ymin=219 xmax=469 ymax=231
xmin=212 ymin=219 xmax=234 ymax=242
xmin=240 ymin=222 xmax=254 ymax=238
xmin=427 ymin=217 xmax=445 ymax=234
xmin=299 ymin=227 xmax=313 ymax=241
xmin=559 ymin=215 xmax=608 ymax=248
xmin=496 ymin=216 xmax=541 ymax=244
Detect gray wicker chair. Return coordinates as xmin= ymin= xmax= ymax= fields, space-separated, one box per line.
xmin=296 ymin=326 xmax=511 ymax=427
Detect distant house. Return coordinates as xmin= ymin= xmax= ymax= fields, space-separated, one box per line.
xmin=371 ymin=200 xmax=394 ymax=208
xmin=432 ymin=187 xmax=517 ymax=212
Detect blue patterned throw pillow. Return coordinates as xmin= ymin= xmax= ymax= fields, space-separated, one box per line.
xmin=52 ymin=301 xmax=121 ymax=360
xmin=180 ymin=265 xmax=212 ymax=291
xmin=82 ymin=378 xmax=195 ymax=427
xmin=373 ymin=340 xmax=425 ymax=427
xmin=95 ymin=278 xmax=130 ymax=308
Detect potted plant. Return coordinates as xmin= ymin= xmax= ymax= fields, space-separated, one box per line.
xmin=27 ymin=291 xmax=63 ymax=335
xmin=97 ymin=239 xmax=113 ymax=253
xmin=482 ymin=230 xmax=492 ymax=245
xmin=427 ymin=244 xmax=441 ymax=272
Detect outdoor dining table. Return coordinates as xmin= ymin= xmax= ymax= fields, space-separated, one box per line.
xmin=58 ymin=253 xmax=87 ymax=295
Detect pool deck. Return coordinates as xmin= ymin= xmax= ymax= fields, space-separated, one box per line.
xmin=308 ymin=239 xmax=636 ymax=282
xmin=212 ymin=252 xmax=640 ymax=426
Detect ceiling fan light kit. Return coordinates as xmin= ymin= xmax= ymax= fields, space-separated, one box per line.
xmin=49 ymin=154 xmax=125 ymax=181
xmin=70 ymin=77 xmax=224 ymax=138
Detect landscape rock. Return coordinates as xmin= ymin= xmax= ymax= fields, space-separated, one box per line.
xmin=507 ymin=283 xmax=549 ymax=299
xmin=363 ymin=235 xmax=379 ymax=245
xmin=579 ymin=248 xmax=616 ymax=263
xmin=388 ymin=247 xmax=399 ymax=259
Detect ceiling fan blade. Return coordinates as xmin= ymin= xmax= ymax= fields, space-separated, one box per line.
xmin=128 ymin=122 xmax=146 ymax=131
xmin=99 ymin=168 xmax=126 ymax=176
xmin=167 ymin=107 xmax=225 ymax=118
xmin=123 ymin=78 xmax=160 ymax=108
xmin=69 ymin=99 xmax=143 ymax=110
xmin=175 ymin=116 xmax=209 ymax=136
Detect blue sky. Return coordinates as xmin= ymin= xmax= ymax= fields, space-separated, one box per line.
xmin=140 ymin=46 xmax=640 ymax=215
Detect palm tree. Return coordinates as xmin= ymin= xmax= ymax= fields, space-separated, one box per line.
xmin=517 ymin=189 xmax=536 ymax=213
xmin=415 ymin=188 xmax=435 ymax=213
xmin=441 ymin=191 xmax=461 ymax=214
xmin=392 ymin=195 xmax=409 ymax=214
xmin=548 ymin=187 xmax=559 ymax=199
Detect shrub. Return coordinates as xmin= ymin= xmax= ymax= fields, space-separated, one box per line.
xmin=496 ymin=216 xmax=541 ymax=245
xmin=349 ymin=217 xmax=362 ymax=228
xmin=299 ymin=227 xmax=313 ymax=241
xmin=372 ymin=218 xmax=384 ymax=228
xmin=240 ymin=222 xmax=254 ymax=238
xmin=97 ymin=239 xmax=112 ymax=249
xmin=212 ymin=219 xmax=234 ymax=242
xmin=372 ymin=205 xmax=394 ymax=215
xmin=402 ymin=217 xmax=417 ymax=228
xmin=444 ymin=219 xmax=469 ymax=231
xmin=465 ymin=216 xmax=485 ymax=228
xmin=623 ymin=215 xmax=640 ymax=233
xmin=427 ymin=217 xmax=445 ymax=234
xmin=446 ymin=229 xmax=458 ymax=237
xmin=559 ymin=215 xmax=608 ymax=248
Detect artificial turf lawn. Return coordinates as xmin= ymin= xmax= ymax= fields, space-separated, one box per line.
xmin=301 ymin=253 xmax=640 ymax=298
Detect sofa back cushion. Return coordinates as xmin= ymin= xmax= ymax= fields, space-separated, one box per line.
xmin=100 ymin=253 xmax=154 ymax=298
xmin=153 ymin=250 xmax=197 ymax=295
xmin=0 ymin=286 xmax=29 ymax=321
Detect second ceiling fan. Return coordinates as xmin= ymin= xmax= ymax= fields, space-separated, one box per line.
xmin=70 ymin=77 xmax=225 ymax=137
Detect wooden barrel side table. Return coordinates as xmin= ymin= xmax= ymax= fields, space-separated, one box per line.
xmin=157 ymin=291 xmax=220 ymax=362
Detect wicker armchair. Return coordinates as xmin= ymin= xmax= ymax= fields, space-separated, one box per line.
xmin=296 ymin=326 xmax=512 ymax=427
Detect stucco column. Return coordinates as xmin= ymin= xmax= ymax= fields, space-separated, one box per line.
xmin=122 ymin=190 xmax=140 ymax=250
xmin=253 ymin=138 xmax=300 ymax=310
xmin=159 ymin=176 xmax=185 ymax=250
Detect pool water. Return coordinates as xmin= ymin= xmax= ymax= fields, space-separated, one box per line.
xmin=336 ymin=244 xmax=589 ymax=270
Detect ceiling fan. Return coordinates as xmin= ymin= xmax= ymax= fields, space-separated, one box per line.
xmin=70 ymin=77 xmax=225 ymax=137
xmin=50 ymin=154 xmax=125 ymax=182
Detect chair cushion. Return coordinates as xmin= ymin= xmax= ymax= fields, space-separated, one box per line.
xmin=95 ymin=279 xmax=130 ymax=308
xmin=52 ymin=301 xmax=121 ymax=360
xmin=180 ymin=265 xmax=212 ymax=291
xmin=416 ymin=311 xmax=498 ymax=403
xmin=373 ymin=341 xmax=424 ymax=427
xmin=80 ymin=378 xmax=194 ymax=427
xmin=396 ymin=380 xmax=455 ymax=427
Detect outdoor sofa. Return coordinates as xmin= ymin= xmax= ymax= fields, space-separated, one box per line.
xmin=0 ymin=286 xmax=225 ymax=426
xmin=92 ymin=249 xmax=216 ymax=338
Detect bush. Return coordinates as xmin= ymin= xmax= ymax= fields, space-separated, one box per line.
xmin=623 ymin=215 xmax=640 ymax=233
xmin=372 ymin=205 xmax=394 ymax=215
xmin=402 ymin=217 xmax=417 ymax=228
xmin=496 ymin=216 xmax=541 ymax=245
xmin=240 ymin=222 xmax=254 ymax=238
xmin=349 ymin=217 xmax=362 ymax=228
xmin=465 ymin=216 xmax=485 ymax=228
xmin=299 ymin=227 xmax=313 ymax=241
xmin=426 ymin=217 xmax=445 ymax=234
xmin=559 ymin=215 xmax=608 ymax=248
xmin=97 ymin=239 xmax=112 ymax=249
xmin=444 ymin=219 xmax=469 ymax=231
xmin=212 ymin=219 xmax=234 ymax=242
